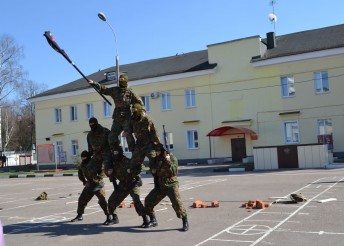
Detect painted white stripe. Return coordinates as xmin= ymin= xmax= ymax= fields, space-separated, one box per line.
xmin=250 ymin=177 xmax=344 ymax=246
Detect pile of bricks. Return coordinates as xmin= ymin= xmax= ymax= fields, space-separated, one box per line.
xmin=193 ymin=200 xmax=220 ymax=208
xmin=118 ymin=201 xmax=135 ymax=208
xmin=242 ymin=199 xmax=270 ymax=209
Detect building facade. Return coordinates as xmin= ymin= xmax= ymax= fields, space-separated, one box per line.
xmin=29 ymin=24 xmax=344 ymax=165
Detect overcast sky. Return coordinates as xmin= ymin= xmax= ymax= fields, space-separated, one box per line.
xmin=1 ymin=0 xmax=343 ymax=90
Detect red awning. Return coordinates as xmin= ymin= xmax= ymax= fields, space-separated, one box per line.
xmin=207 ymin=126 xmax=258 ymax=140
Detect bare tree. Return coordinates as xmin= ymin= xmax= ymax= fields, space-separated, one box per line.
xmin=0 ymin=34 xmax=24 ymax=101
xmin=0 ymin=34 xmax=25 ymax=152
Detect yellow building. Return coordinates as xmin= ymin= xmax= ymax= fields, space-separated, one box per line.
xmin=30 ymin=24 xmax=344 ymax=166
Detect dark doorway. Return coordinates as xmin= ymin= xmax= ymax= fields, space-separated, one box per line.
xmin=277 ymin=145 xmax=299 ymax=168
xmin=231 ymin=138 xmax=247 ymax=162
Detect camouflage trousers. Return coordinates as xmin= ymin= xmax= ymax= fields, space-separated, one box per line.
xmin=109 ymin=117 xmax=135 ymax=152
xmin=108 ymin=182 xmax=144 ymax=216
xmin=130 ymin=143 xmax=156 ymax=176
xmin=86 ymin=155 xmax=110 ymax=184
xmin=77 ymin=182 xmax=109 ymax=215
xmin=145 ymin=183 xmax=187 ymax=219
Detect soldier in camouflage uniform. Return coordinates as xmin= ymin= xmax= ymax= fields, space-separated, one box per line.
xmin=87 ymin=117 xmax=112 ymax=190
xmin=71 ymin=150 xmax=112 ymax=225
xmin=89 ymin=74 xmax=144 ymax=153
xmin=144 ymin=144 xmax=189 ymax=231
xmin=106 ymin=144 xmax=150 ymax=227
xmin=128 ymin=103 xmax=160 ymax=176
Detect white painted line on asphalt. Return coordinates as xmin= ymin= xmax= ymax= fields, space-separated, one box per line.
xmin=250 ymin=176 xmax=344 ymax=246
xmin=277 ymin=228 xmax=344 ymax=235
xmin=317 ymin=198 xmax=337 ymax=203
xmin=210 ymin=238 xmax=255 ymax=243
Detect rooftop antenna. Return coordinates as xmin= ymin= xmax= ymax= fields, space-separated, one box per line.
xmin=268 ymin=0 xmax=277 ymax=34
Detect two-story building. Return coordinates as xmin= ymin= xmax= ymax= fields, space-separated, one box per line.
xmin=29 ymin=24 xmax=344 ymax=167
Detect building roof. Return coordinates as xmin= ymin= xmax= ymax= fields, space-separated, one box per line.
xmin=254 ymin=23 xmax=344 ymax=61
xmin=31 ymin=50 xmax=216 ymax=99
xmin=32 ymin=23 xmax=344 ymax=99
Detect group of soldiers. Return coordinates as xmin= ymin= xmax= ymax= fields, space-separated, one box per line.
xmin=70 ymin=74 xmax=189 ymax=232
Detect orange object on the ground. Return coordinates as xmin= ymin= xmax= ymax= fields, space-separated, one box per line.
xmin=119 ymin=202 xmax=126 ymax=208
xmin=193 ymin=200 xmax=202 ymax=208
xmin=129 ymin=202 xmax=135 ymax=208
xmin=201 ymin=203 xmax=208 ymax=208
xmin=211 ymin=200 xmax=220 ymax=207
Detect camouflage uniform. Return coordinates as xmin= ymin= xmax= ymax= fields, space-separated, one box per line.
xmin=87 ymin=118 xmax=111 ymax=184
xmin=107 ymin=156 xmax=145 ymax=217
xmin=129 ymin=104 xmax=160 ymax=175
xmin=144 ymin=152 xmax=187 ymax=220
xmin=77 ymin=159 xmax=109 ymax=216
xmin=92 ymin=75 xmax=144 ymax=152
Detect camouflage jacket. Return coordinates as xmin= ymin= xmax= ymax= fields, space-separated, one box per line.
xmin=87 ymin=124 xmax=111 ymax=157
xmin=131 ymin=114 xmax=160 ymax=147
xmin=78 ymin=160 xmax=104 ymax=183
xmin=93 ymin=82 xmax=143 ymax=119
xmin=151 ymin=153 xmax=179 ymax=188
xmin=109 ymin=156 xmax=144 ymax=185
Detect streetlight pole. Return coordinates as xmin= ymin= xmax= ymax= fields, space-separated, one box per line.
xmin=98 ymin=12 xmax=120 ymax=87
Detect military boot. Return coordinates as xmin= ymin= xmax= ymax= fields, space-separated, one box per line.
xmin=141 ymin=215 xmax=152 ymax=228
xmin=182 ymin=217 xmax=189 ymax=231
xmin=103 ymin=215 xmax=112 ymax=225
xmin=111 ymin=214 xmax=119 ymax=224
xmin=71 ymin=214 xmax=83 ymax=222
xmin=149 ymin=213 xmax=158 ymax=227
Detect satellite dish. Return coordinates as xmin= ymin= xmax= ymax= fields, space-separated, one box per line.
xmin=268 ymin=13 xmax=277 ymax=22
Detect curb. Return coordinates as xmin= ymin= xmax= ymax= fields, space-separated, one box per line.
xmin=0 ymin=173 xmax=79 ymax=179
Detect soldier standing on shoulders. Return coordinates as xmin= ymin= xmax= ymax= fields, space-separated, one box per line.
xmin=106 ymin=144 xmax=150 ymax=227
xmin=128 ymin=103 xmax=160 ymax=177
xmin=71 ymin=150 xmax=112 ymax=225
xmin=144 ymin=144 xmax=189 ymax=231
xmin=87 ymin=117 xmax=112 ymax=191
xmin=89 ymin=74 xmax=144 ymax=153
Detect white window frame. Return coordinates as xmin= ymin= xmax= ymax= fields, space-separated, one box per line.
xmin=54 ymin=108 xmax=62 ymax=123
xmin=160 ymin=92 xmax=171 ymax=111
xmin=317 ymin=119 xmax=332 ymax=135
xmin=314 ymin=71 xmax=329 ymax=94
xmin=186 ymin=129 xmax=199 ymax=149
xmin=185 ymin=89 xmax=196 ymax=108
xmin=282 ymin=120 xmax=300 ymax=144
xmin=281 ymin=75 xmax=295 ymax=98
xmin=70 ymin=105 xmax=78 ymax=121
xmin=141 ymin=96 xmax=150 ymax=112
xmin=56 ymin=141 xmax=63 ymax=153
xmin=86 ymin=103 xmax=94 ymax=119
xmin=71 ymin=140 xmax=79 ymax=156
xmin=103 ymin=101 xmax=112 ymax=118
xmin=161 ymin=132 xmax=174 ymax=151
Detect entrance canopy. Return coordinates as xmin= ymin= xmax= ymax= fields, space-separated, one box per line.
xmin=206 ymin=126 xmax=258 ymax=140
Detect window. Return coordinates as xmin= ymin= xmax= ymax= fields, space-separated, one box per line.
xmin=106 ymin=72 xmax=116 ymax=81
xmin=283 ymin=120 xmax=300 ymax=144
xmin=56 ymin=141 xmax=63 ymax=153
xmin=54 ymin=108 xmax=62 ymax=123
xmin=70 ymin=106 xmax=77 ymax=121
xmin=86 ymin=104 xmax=94 ymax=119
xmin=141 ymin=96 xmax=150 ymax=112
xmin=185 ymin=89 xmax=196 ymax=108
xmin=281 ymin=76 xmax=295 ymax=97
xmin=186 ymin=130 xmax=199 ymax=149
xmin=103 ymin=101 xmax=112 ymax=117
xmin=318 ymin=119 xmax=332 ymax=135
xmin=161 ymin=92 xmax=171 ymax=111
xmin=161 ymin=132 xmax=174 ymax=151
xmin=314 ymin=71 xmax=329 ymax=94
xmin=121 ymin=135 xmax=129 ymax=153
xmin=71 ymin=140 xmax=79 ymax=156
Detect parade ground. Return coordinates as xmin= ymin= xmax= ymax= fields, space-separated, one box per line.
xmin=1 ymin=166 xmax=344 ymax=246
